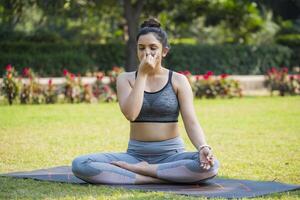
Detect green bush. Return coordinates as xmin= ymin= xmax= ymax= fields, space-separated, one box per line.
xmin=0 ymin=42 xmax=292 ymax=76
xmin=276 ymin=34 xmax=300 ymax=69
xmin=276 ymin=34 xmax=300 ymax=47
xmin=165 ymin=44 xmax=292 ymax=75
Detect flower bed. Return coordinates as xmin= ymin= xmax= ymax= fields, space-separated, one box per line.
xmin=265 ymin=67 xmax=300 ymax=96
xmin=2 ymin=64 xmax=299 ymax=105
xmin=1 ymin=65 xmax=123 ymax=105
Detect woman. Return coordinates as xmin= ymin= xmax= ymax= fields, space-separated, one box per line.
xmin=72 ymin=18 xmax=219 ymax=184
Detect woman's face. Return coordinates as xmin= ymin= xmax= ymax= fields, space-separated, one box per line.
xmin=137 ymin=33 xmax=168 ymax=63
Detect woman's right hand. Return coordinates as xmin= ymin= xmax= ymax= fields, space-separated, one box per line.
xmin=138 ymin=53 xmax=159 ymax=75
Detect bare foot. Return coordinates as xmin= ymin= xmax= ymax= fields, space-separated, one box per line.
xmin=135 ymin=174 xmax=168 ymax=184
xmin=111 ymin=161 xmax=157 ymax=177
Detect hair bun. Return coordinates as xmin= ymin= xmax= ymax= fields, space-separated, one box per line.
xmin=141 ymin=18 xmax=161 ymax=28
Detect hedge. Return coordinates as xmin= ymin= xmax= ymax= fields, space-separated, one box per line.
xmin=0 ymin=42 xmax=293 ymax=76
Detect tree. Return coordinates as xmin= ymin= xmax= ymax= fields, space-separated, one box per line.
xmin=123 ymin=0 xmax=145 ymax=72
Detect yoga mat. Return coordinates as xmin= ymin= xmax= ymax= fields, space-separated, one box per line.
xmin=1 ymin=166 xmax=299 ymax=199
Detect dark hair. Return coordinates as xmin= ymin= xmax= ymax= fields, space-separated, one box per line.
xmin=136 ymin=18 xmax=169 ymax=48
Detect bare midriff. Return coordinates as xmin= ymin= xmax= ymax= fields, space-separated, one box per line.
xmin=130 ymin=122 xmax=180 ymax=141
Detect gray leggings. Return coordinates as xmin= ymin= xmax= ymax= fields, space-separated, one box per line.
xmin=72 ymin=137 xmax=219 ymax=184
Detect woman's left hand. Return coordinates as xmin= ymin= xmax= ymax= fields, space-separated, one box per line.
xmin=199 ymin=147 xmax=214 ymax=170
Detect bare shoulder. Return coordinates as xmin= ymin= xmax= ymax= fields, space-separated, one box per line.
xmin=117 ymin=71 xmax=136 ymax=88
xmin=117 ymin=71 xmax=136 ymax=82
xmin=171 ymin=71 xmax=190 ymax=91
xmin=117 ymin=71 xmax=134 ymax=80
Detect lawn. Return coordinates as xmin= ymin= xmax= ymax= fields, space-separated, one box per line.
xmin=0 ymin=96 xmax=299 ymax=199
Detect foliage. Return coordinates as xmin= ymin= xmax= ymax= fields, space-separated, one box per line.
xmin=180 ymin=70 xmax=242 ymax=99
xmin=0 ymin=42 xmax=125 ymax=76
xmin=0 ymin=0 xmax=271 ymax=45
xmin=92 ymin=73 xmax=116 ymax=103
xmin=0 ymin=42 xmax=292 ymax=76
xmin=1 ymin=64 xmax=19 ymax=105
xmin=0 ymin=66 xmax=122 ymax=105
xmin=63 ymin=69 xmax=78 ymax=103
xmin=265 ymin=67 xmax=300 ymax=96
xmin=166 ymin=44 xmax=292 ymax=75
xmin=43 ymin=79 xmax=57 ymax=104
xmin=107 ymin=66 xmax=124 ymax=94
xmin=20 ymin=67 xmax=44 ymax=104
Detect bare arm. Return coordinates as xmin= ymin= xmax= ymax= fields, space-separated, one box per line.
xmin=176 ymin=74 xmax=208 ymax=149
xmin=117 ymin=53 xmax=159 ymax=121
xmin=116 ymin=72 xmax=147 ymax=121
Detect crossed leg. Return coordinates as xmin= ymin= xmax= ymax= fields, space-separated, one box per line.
xmin=72 ymin=151 xmax=219 ymax=184
xmin=112 ymin=151 xmax=219 ymax=183
xmin=71 ymin=152 xmax=166 ymax=184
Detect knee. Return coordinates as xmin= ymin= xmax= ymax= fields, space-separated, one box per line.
xmin=71 ymin=156 xmax=84 ymax=176
xmin=71 ymin=156 xmax=104 ymax=178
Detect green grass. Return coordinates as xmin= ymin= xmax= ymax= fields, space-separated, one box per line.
xmin=0 ymin=96 xmax=299 ymax=199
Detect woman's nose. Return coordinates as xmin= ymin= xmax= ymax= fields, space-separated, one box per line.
xmin=145 ymin=48 xmax=151 ymax=55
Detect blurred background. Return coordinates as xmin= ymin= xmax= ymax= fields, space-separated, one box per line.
xmin=1 ymin=0 xmax=300 ymax=105
xmin=0 ymin=0 xmax=299 ymax=75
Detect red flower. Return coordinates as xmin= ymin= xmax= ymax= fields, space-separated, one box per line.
xmin=206 ymin=71 xmax=214 ymax=76
xmin=182 ymin=70 xmax=191 ymax=76
xmin=70 ymin=73 xmax=75 ymax=80
xmin=5 ymin=64 xmax=12 ymax=72
xmin=270 ymin=67 xmax=277 ymax=74
xmin=220 ymin=73 xmax=228 ymax=79
xmin=282 ymin=67 xmax=288 ymax=73
xmin=203 ymin=74 xmax=210 ymax=80
xmin=22 ymin=67 xmax=30 ymax=77
xmin=63 ymin=69 xmax=69 ymax=76
xmin=289 ymin=75 xmax=294 ymax=81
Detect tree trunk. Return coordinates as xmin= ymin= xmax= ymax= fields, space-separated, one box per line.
xmin=123 ymin=0 xmax=145 ymax=72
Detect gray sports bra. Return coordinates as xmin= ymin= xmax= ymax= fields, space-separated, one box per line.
xmin=131 ymin=70 xmax=180 ymax=123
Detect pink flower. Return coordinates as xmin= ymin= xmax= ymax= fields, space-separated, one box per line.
xmin=269 ymin=67 xmax=277 ymax=74
xmin=5 ymin=64 xmax=12 ymax=72
xmin=48 ymin=79 xmax=52 ymax=85
xmin=282 ymin=67 xmax=288 ymax=73
xmin=70 ymin=73 xmax=75 ymax=80
xmin=63 ymin=69 xmax=69 ymax=76
xmin=22 ymin=67 xmax=30 ymax=77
